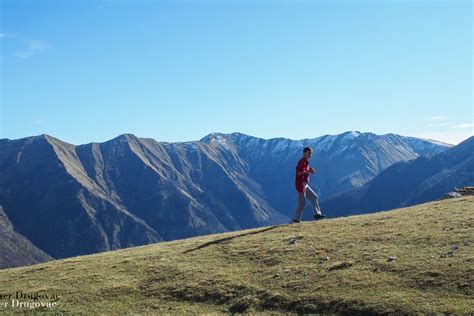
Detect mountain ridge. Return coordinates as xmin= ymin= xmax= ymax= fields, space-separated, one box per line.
xmin=0 ymin=131 xmax=455 ymax=267
xmin=0 ymin=130 xmax=455 ymax=147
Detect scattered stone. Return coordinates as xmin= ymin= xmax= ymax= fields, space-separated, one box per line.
xmin=323 ymin=256 xmax=330 ymax=261
xmin=455 ymin=186 xmax=474 ymax=196
xmin=463 ymin=240 xmax=469 ymax=246
xmin=441 ymin=192 xmax=462 ymax=199
xmin=440 ymin=251 xmax=455 ymax=258
xmin=440 ymin=186 xmax=474 ymax=199
xmin=273 ymin=273 xmax=280 ymax=278
xmin=287 ymin=236 xmax=303 ymax=244
xmin=452 ymin=244 xmax=459 ymax=250
xmin=388 ymin=256 xmax=397 ymax=262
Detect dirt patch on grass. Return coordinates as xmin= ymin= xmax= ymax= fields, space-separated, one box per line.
xmin=328 ymin=261 xmax=353 ymax=271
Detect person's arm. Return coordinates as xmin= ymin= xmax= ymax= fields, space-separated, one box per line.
xmin=297 ymin=167 xmax=315 ymax=175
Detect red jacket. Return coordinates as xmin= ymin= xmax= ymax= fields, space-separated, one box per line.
xmin=295 ymin=157 xmax=309 ymax=192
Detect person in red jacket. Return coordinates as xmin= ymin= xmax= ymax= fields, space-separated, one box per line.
xmin=293 ymin=147 xmax=326 ymax=223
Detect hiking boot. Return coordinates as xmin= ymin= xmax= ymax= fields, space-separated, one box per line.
xmin=314 ymin=213 xmax=326 ymax=220
xmin=292 ymin=219 xmax=302 ymax=224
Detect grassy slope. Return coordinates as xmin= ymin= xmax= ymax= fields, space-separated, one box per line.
xmin=0 ymin=197 xmax=472 ymax=314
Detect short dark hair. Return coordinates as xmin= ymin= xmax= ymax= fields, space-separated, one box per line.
xmin=303 ymin=147 xmax=312 ymax=153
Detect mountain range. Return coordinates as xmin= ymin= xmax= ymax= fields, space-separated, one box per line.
xmin=0 ymin=131 xmax=463 ymax=268
xmin=322 ymin=136 xmax=474 ymax=216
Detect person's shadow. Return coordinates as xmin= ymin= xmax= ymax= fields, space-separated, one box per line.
xmin=182 ymin=224 xmax=287 ymax=254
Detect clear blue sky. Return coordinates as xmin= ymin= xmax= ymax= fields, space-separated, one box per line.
xmin=1 ymin=0 xmax=472 ymax=145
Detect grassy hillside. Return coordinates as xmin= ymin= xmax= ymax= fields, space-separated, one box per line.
xmin=0 ymin=197 xmax=472 ymax=314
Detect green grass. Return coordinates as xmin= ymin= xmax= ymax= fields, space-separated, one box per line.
xmin=0 ymin=197 xmax=472 ymax=314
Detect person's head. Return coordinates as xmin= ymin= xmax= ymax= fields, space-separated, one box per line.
xmin=303 ymin=147 xmax=313 ymax=159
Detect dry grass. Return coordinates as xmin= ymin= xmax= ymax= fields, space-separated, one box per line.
xmin=0 ymin=196 xmax=472 ymax=314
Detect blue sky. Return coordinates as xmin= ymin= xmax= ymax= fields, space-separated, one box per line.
xmin=1 ymin=0 xmax=472 ymax=145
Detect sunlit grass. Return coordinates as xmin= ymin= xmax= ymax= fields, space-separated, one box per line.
xmin=0 ymin=196 xmax=472 ymax=314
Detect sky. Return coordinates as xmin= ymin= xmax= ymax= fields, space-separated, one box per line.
xmin=0 ymin=0 xmax=472 ymax=145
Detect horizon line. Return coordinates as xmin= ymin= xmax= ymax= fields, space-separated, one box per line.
xmin=0 ymin=130 xmax=459 ymax=147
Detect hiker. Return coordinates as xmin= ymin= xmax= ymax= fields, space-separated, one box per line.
xmin=293 ymin=147 xmax=326 ymax=223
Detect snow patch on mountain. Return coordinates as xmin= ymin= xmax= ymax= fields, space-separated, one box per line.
xmin=342 ymin=131 xmax=362 ymax=141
